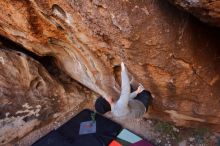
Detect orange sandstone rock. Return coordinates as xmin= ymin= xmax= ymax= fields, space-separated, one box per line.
xmin=0 ymin=1 xmax=220 ymax=145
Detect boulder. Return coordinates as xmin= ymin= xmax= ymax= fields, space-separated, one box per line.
xmin=0 ymin=0 xmax=220 ymax=143
xmin=168 ymin=0 xmax=220 ymax=27
xmin=0 ymin=48 xmax=62 ymax=145
xmin=0 ymin=43 xmax=94 ymax=145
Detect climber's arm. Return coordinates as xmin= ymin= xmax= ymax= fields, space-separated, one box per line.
xmin=129 ymin=91 xmax=138 ymax=99
xmin=129 ymin=84 xmax=145 ymax=100
xmin=117 ymin=62 xmax=130 ymax=106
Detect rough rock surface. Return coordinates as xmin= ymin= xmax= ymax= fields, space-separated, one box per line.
xmin=0 ymin=48 xmax=61 ymax=145
xmin=0 ymin=0 xmax=220 ymax=144
xmin=168 ymin=0 xmax=220 ymax=27
xmin=0 ymin=41 xmax=95 ymax=145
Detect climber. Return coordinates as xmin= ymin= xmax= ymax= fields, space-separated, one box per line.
xmin=95 ymin=62 xmax=152 ymax=119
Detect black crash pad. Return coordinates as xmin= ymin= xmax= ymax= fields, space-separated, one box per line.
xmin=32 ymin=109 xmax=122 ymax=146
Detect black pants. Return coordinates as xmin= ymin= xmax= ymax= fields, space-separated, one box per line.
xmin=131 ymin=85 xmax=152 ymax=110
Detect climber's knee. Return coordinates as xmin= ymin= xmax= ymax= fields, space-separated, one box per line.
xmin=135 ymin=90 xmax=153 ymax=110
xmin=95 ymin=96 xmax=111 ymax=114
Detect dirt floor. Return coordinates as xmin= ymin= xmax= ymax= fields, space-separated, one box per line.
xmin=96 ymin=100 xmax=220 ymax=146
xmin=85 ymin=95 xmax=220 ymax=146
xmin=111 ymin=117 xmax=219 ymax=146
xmin=18 ymin=94 xmax=219 ymax=146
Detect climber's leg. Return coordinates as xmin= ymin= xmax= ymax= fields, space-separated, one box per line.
xmin=134 ymin=90 xmax=152 ymax=111
xmin=95 ymin=96 xmax=111 ymax=114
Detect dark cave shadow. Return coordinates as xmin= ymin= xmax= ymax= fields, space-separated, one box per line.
xmin=0 ymin=35 xmax=85 ymax=90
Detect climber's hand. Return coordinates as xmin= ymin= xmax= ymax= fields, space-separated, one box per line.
xmin=106 ymin=97 xmax=113 ymax=105
xmin=136 ymin=84 xmax=144 ymax=94
xmin=121 ymin=62 xmax=125 ymax=71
